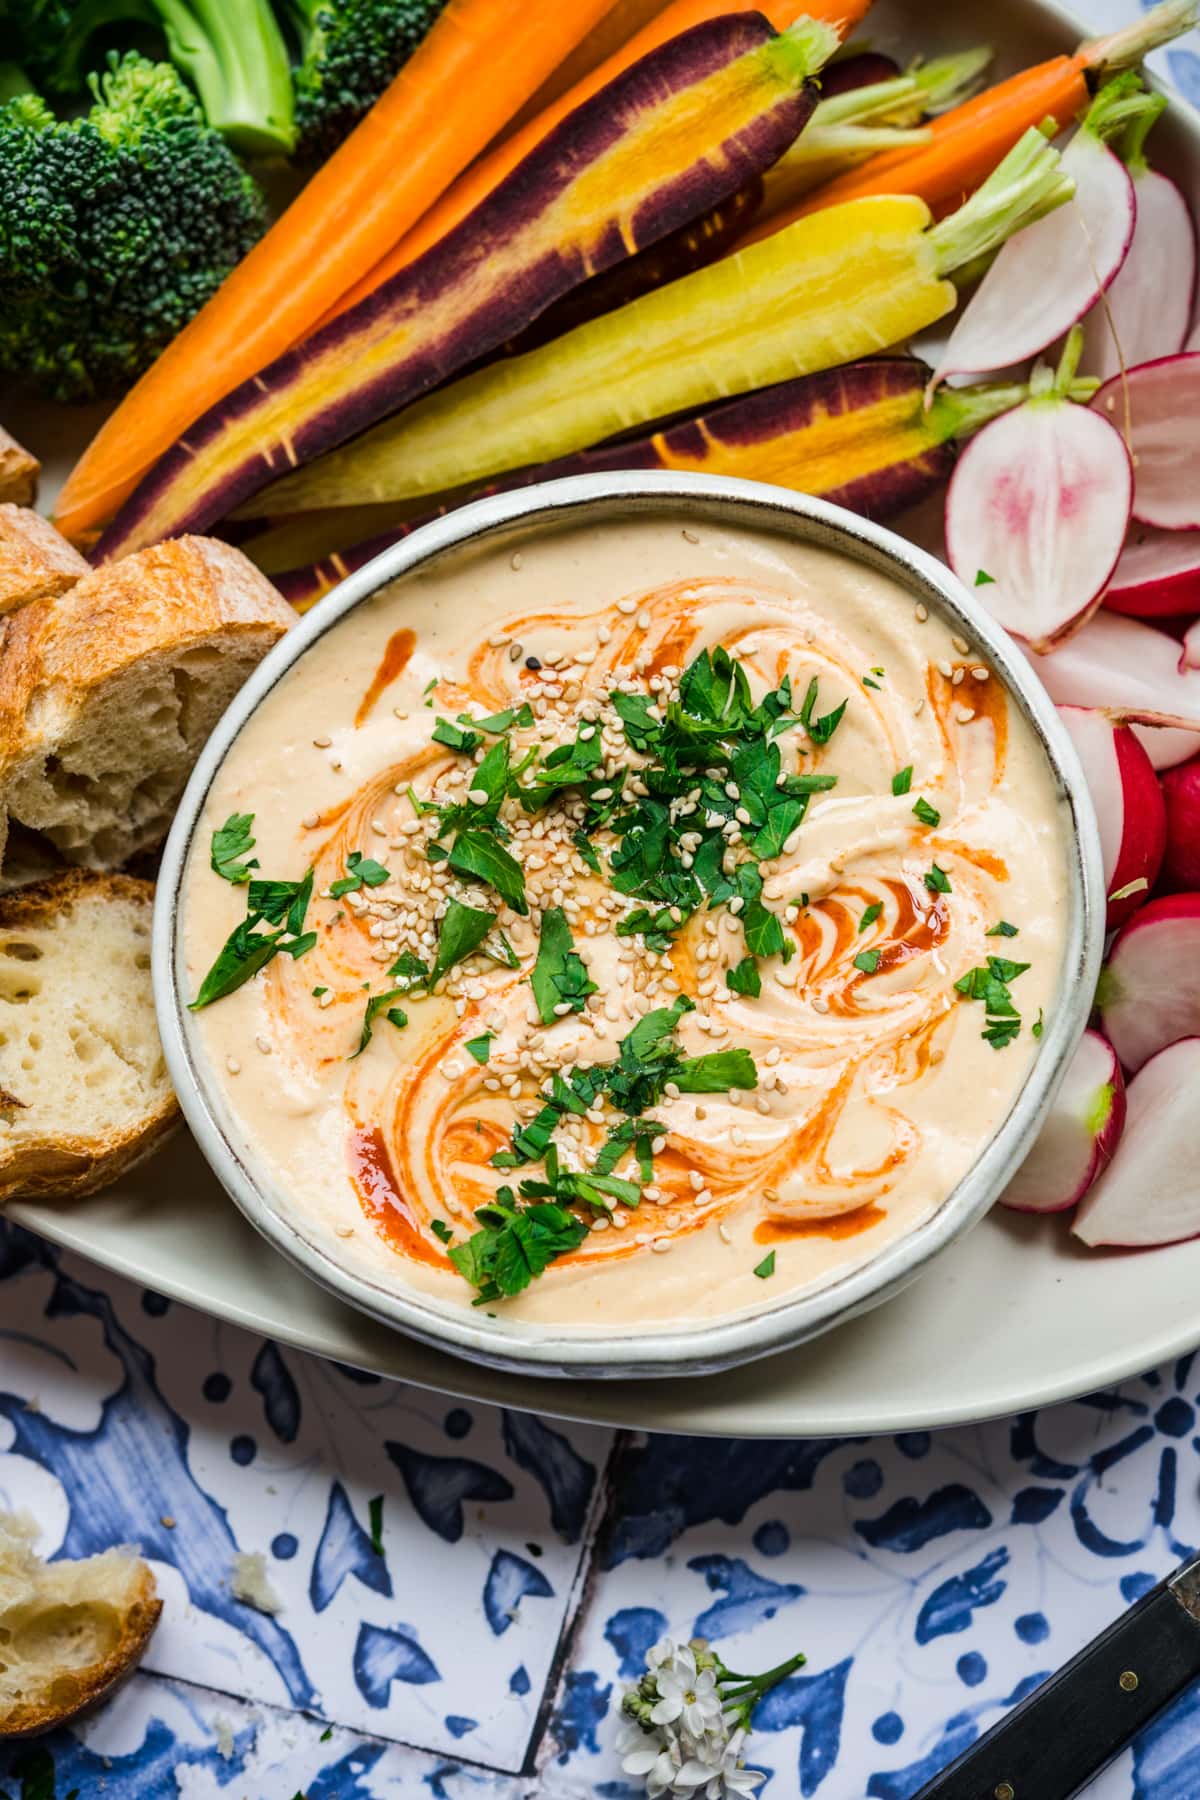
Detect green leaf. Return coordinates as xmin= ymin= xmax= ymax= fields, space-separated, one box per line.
xmin=859 ymin=902 xmax=882 ymax=933
xmin=530 ymin=906 xmax=597 ymax=1024
xmin=913 ymin=797 xmax=941 ymax=828
xmin=987 ymin=920 xmax=1019 ymax=938
xmin=891 ymin=766 xmax=913 ymax=796
xmin=211 ymin=812 xmax=258 ymax=883
xmin=329 ymin=850 xmax=390 ymax=897
xmin=799 ymin=675 xmax=848 ymax=745
xmin=609 ymin=689 xmax=662 ymax=752
xmin=388 ymin=949 xmax=430 ymax=988
xmin=924 ymin=863 xmax=952 ymax=893
xmin=725 ymin=955 xmax=761 ymax=998
xmin=368 ymin=1494 xmax=384 ymax=1556
xmin=463 ymin=702 xmax=534 ymax=734
xmin=431 ymin=1219 xmax=454 ymax=1244
xmin=465 ymin=1032 xmax=493 ymax=1064
xmin=190 ymin=918 xmax=283 ymax=1010
xmin=433 ymin=716 xmax=480 ymax=752
xmin=430 ymin=898 xmax=495 ymax=985
xmin=573 ymin=830 xmax=602 ymax=875
xmin=975 ymin=569 xmax=995 ymax=586
xmin=987 ymin=955 xmax=1030 ymax=985
xmin=853 ymin=949 xmax=881 ymax=975
xmin=676 ymin=1048 xmax=758 ymax=1094
xmin=448 ymin=829 xmax=527 ymax=912
xmin=350 ymin=988 xmax=409 ymax=1058
xmin=753 ymin=1251 xmax=776 ymax=1279
xmin=751 ymin=796 xmax=805 ymax=860
xmin=449 ymin=1201 xmax=587 ymax=1301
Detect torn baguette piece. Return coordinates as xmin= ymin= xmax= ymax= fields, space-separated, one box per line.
xmin=0 ymin=506 xmax=89 ymax=616
xmin=0 ymin=429 xmax=39 ymax=506
xmin=0 ymin=1510 xmax=161 ymax=1738
xmin=0 ymin=871 xmax=177 ymax=1201
xmin=0 ymin=536 xmax=294 ymax=870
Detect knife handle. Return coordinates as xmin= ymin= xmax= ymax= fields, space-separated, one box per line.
xmin=915 ymin=1584 xmax=1200 ymax=1800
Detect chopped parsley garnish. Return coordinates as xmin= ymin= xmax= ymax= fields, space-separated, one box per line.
xmin=464 ymin=702 xmax=534 ymax=734
xmin=388 ymin=949 xmax=430 ymax=989
xmin=753 ymin=1251 xmax=776 ymax=1278
xmin=447 ymin=828 xmax=527 ymax=913
xmin=891 ymin=767 xmax=913 ymax=796
xmin=725 ymin=956 xmax=762 ymax=998
xmin=190 ymin=868 xmax=315 ymax=1009
xmin=312 ymin=985 xmax=328 ymax=997
xmin=329 ymin=850 xmax=391 ymax=897
xmin=211 ymin=812 xmax=258 ymax=883
xmin=429 ymin=899 xmax=495 ymax=987
xmin=912 ymin=797 xmax=941 ymax=828
xmin=974 ymin=569 xmax=996 ymax=586
xmin=530 ymin=907 xmax=597 ymax=1025
xmin=987 ymin=921 xmax=1019 ymax=938
xmin=1032 ymin=1008 xmax=1045 ymax=1039
xmin=799 ymin=674 xmax=848 ymax=745
xmin=350 ymin=987 xmax=409 ymax=1058
xmin=431 ymin=1219 xmax=454 ymax=1244
xmin=433 ymin=716 xmax=480 ymax=753
xmin=924 ymin=863 xmax=952 ymax=894
xmin=448 ymin=1189 xmax=588 ymax=1304
xmin=859 ymin=903 xmax=882 ymax=933
xmin=368 ymin=1495 xmax=385 ymax=1556
xmin=465 ymin=1032 xmax=494 ymax=1064
xmin=853 ymin=949 xmax=881 ymax=975
xmin=954 ymin=955 xmax=1031 ymax=1049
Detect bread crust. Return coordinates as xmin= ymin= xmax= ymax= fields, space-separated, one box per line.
xmin=0 ymin=870 xmax=179 ymax=1202
xmin=0 ymin=429 xmax=39 ymax=507
xmin=0 ymin=506 xmax=89 ymax=616
xmin=0 ymin=1560 xmax=162 ymax=1739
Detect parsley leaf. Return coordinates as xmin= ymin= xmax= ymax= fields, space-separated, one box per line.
xmin=449 ymin=1193 xmax=587 ymax=1302
xmin=350 ymin=988 xmax=409 ymax=1058
xmin=975 ymin=569 xmax=996 ymax=586
xmin=211 ymin=812 xmax=258 ymax=883
xmin=859 ymin=902 xmax=882 ymax=933
xmin=891 ymin=767 xmax=913 ymax=796
xmin=725 ymin=956 xmax=761 ymax=998
xmin=853 ymin=949 xmax=881 ymax=975
xmin=465 ymin=1032 xmax=494 ymax=1064
xmin=429 ymin=898 xmax=495 ymax=986
xmin=448 ymin=830 xmax=527 ymax=913
xmin=799 ymin=675 xmax=848 ymax=746
xmin=987 ymin=920 xmax=1019 ymax=938
xmin=954 ymin=955 xmax=1031 ymax=1050
xmin=431 ymin=1219 xmax=454 ymax=1244
xmin=754 ymin=1251 xmax=776 ymax=1278
xmin=433 ymin=717 xmax=480 ymax=753
xmin=912 ymin=797 xmax=941 ymax=828
xmin=924 ymin=863 xmax=952 ymax=894
xmin=191 ymin=867 xmax=315 ymax=1009
xmin=530 ymin=907 xmax=597 ymax=1024
xmin=329 ymin=850 xmax=391 ymax=897
xmin=388 ymin=949 xmax=430 ymax=989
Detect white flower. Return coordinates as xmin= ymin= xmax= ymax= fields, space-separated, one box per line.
xmin=647 ymin=1636 xmax=677 ymax=1669
xmin=619 ymin=1718 xmax=685 ymax=1798
xmin=650 ymin=1645 xmax=724 ymax=1739
xmin=673 ymin=1727 xmax=767 ymax=1800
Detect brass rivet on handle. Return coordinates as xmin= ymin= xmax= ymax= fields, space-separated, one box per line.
xmin=1120 ymin=1670 xmax=1139 ymax=1692
xmin=995 ymin=1784 xmax=1015 ymax=1800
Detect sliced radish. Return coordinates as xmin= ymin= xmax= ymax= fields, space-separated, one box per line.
xmin=1097 ymin=893 xmax=1200 ymax=1072
xmin=1081 ymin=148 xmax=1198 ymax=381
xmin=1103 ymin=525 xmax=1200 ymax=618
xmin=1058 ymin=706 xmax=1165 ymax=927
xmin=1160 ymin=757 xmax=1200 ymax=889
xmin=1016 ymin=611 xmax=1200 ymax=770
xmin=944 ymin=336 xmax=1131 ymax=650
xmin=1002 ymin=1030 xmax=1125 ymax=1214
xmin=1182 ymin=616 xmax=1200 ymax=671
xmin=1093 ymin=353 xmax=1200 ymax=529
xmin=934 ymin=80 xmax=1140 ymax=381
xmin=1073 ymin=1038 xmax=1200 ymax=1247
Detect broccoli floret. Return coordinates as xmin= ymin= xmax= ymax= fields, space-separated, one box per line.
xmin=284 ymin=0 xmax=447 ymax=164
xmin=10 ymin=0 xmax=297 ymax=154
xmin=0 ymin=53 xmax=268 ymax=402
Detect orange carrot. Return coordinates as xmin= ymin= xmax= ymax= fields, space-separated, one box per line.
xmin=741 ymin=0 xmax=1195 ymax=243
xmin=53 ymin=0 xmax=623 ymax=547
xmin=325 ymin=0 xmax=873 ymax=322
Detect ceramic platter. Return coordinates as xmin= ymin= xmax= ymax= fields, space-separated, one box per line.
xmin=10 ymin=0 xmax=1200 ymax=1436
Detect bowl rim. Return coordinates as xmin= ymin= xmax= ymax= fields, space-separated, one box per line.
xmin=154 ymin=470 xmax=1106 ymax=1379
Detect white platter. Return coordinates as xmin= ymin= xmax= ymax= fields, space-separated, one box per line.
xmin=9 ymin=0 xmax=1200 ymax=1435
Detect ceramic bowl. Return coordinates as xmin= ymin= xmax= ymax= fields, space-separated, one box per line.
xmin=155 ymin=472 xmax=1105 ymax=1378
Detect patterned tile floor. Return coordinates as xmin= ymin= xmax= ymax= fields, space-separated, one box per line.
xmin=5 ymin=4 xmax=1200 ymax=1796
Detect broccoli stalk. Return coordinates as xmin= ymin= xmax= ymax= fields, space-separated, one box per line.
xmin=283 ymin=0 xmax=447 ymax=164
xmin=53 ymin=0 xmax=296 ymax=155
xmin=0 ymin=53 xmax=268 ymax=401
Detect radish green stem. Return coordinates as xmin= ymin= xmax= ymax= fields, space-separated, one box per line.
xmin=1081 ymin=70 xmax=1169 ymax=149
xmin=929 ymin=127 xmax=1074 ymax=276
xmin=1120 ymin=92 xmax=1169 ymax=173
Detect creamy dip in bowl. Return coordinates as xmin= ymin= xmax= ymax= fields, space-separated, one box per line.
xmin=157 ymin=474 xmax=1103 ymax=1378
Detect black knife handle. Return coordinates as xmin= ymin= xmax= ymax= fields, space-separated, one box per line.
xmin=915 ymin=1584 xmax=1200 ymax=1800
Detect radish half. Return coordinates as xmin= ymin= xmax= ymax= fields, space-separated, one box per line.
xmin=1058 ymin=705 xmax=1165 ymax=927
xmin=1160 ymin=757 xmax=1200 ymax=889
xmin=1016 ymin=611 xmax=1200 ymax=769
xmin=1093 ymin=352 xmax=1200 ymax=529
xmin=1073 ymin=1038 xmax=1200 ymax=1247
xmin=944 ymin=329 xmax=1129 ymax=649
xmin=1001 ymin=1029 xmax=1125 ymax=1214
xmin=1103 ymin=525 xmax=1200 ymax=618
xmin=934 ymin=78 xmax=1143 ymax=381
xmin=1081 ymin=99 xmax=1198 ymax=381
xmin=1182 ymin=615 xmax=1200 ymax=671
xmin=1097 ymin=893 xmax=1200 ymax=1072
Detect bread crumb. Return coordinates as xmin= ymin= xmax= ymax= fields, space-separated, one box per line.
xmin=214 ymin=1714 xmax=235 ymax=1759
xmin=230 ymin=1551 xmax=282 ymax=1615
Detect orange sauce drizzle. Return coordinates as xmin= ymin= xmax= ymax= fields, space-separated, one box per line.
xmin=755 ymin=1205 xmax=886 ymax=1244
xmin=347 ymin=1124 xmax=443 ymax=1266
xmin=354 ymin=626 xmax=416 ymax=727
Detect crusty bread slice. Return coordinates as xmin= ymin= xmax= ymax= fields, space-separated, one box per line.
xmin=0 ymin=429 xmax=39 ymax=506
xmin=0 ymin=506 xmax=89 ymax=617
xmin=0 ymin=1511 xmax=161 ymax=1738
xmin=0 ymin=871 xmax=177 ymax=1202
xmin=0 ymin=535 xmax=294 ymax=870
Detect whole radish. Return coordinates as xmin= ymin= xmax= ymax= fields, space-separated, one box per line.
xmin=1082 ymin=93 xmax=1198 ymax=380
xmin=1001 ymin=1029 xmax=1125 ymax=1213
xmin=1160 ymin=756 xmax=1200 ymax=889
xmin=944 ymin=328 xmax=1129 ymax=649
xmin=1093 ymin=352 xmax=1200 ymax=529
xmin=1058 ymin=706 xmax=1165 ymax=927
xmin=934 ymin=74 xmax=1154 ymax=382
xmin=1074 ymin=1038 xmax=1200 ymax=1247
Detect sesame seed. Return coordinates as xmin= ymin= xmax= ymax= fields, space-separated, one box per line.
xmin=956 ymin=706 xmax=976 ymax=724
xmin=508 ymin=642 xmax=524 ymax=662
xmin=301 ymin=813 xmax=319 ymax=829
xmin=914 ymin=603 xmax=929 ymax=623
xmin=319 ymin=991 xmax=334 ymax=1009
xmin=972 ymin=667 xmax=990 ymax=682
xmin=682 ymin=528 xmax=700 ymax=544
xmin=650 ymin=1238 xmax=672 ymax=1254
xmin=936 ymin=660 xmax=953 ymax=680
xmin=952 ymin=635 xmax=970 ymax=656
xmin=467 ymin=787 xmax=489 ymax=805
xmin=488 ymin=633 xmax=511 ymax=648
xmin=637 ymin=610 xmax=652 ymax=630
xmin=226 ymin=1056 xmax=241 ymax=1075
xmin=313 ymin=734 xmax=332 ymax=748
xmin=255 ymin=1036 xmax=271 ymax=1055
xmin=511 ymin=552 xmax=523 ymax=571
xmin=811 ymin=996 xmax=830 ymax=1014
xmin=718 ymin=1222 xmax=732 ymax=1244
